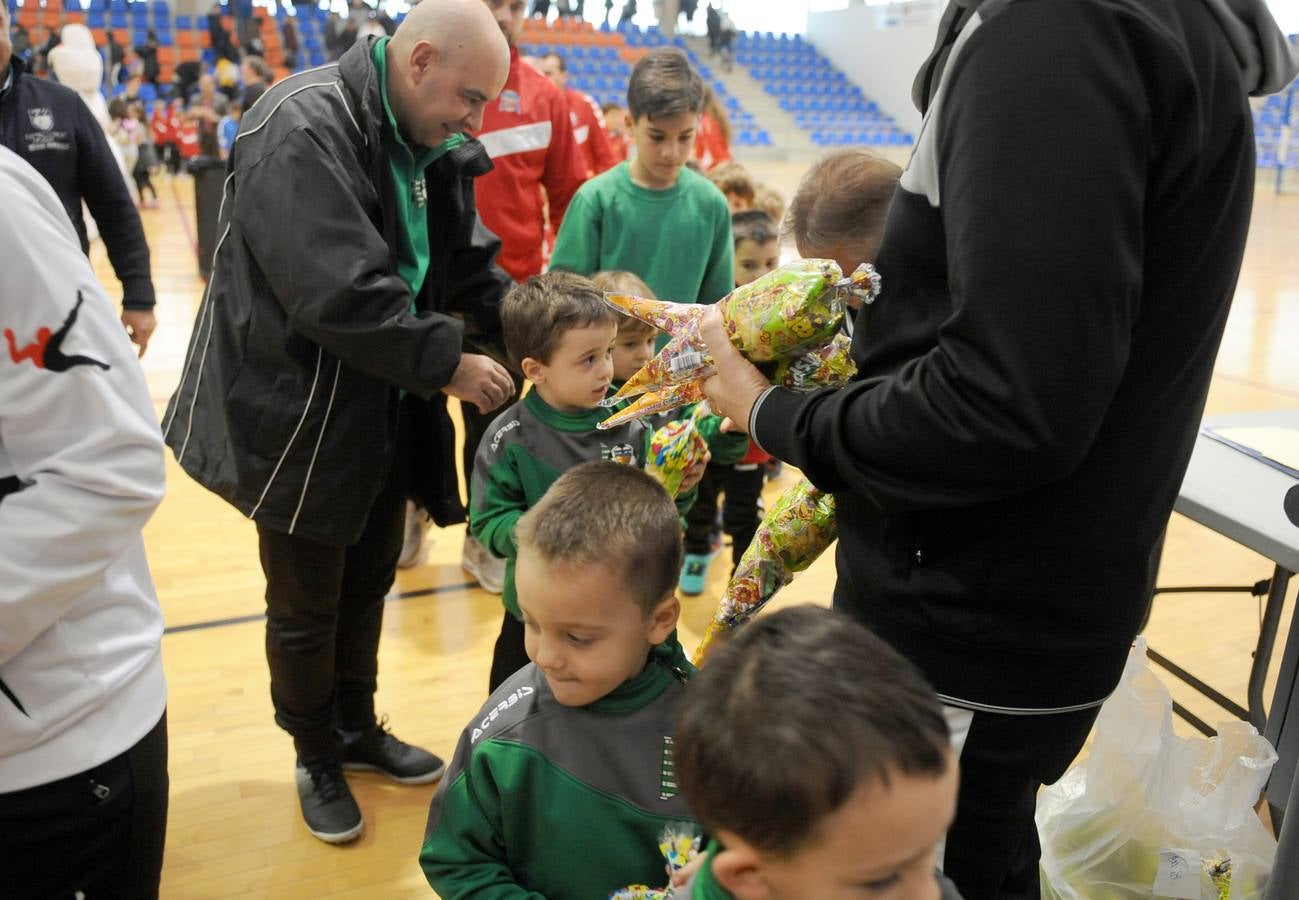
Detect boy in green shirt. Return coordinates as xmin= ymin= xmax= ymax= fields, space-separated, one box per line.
xmin=672 ymin=606 xmax=965 ymax=900
xmin=467 ymin=272 xmax=704 ymax=690
xmin=549 ymin=49 xmax=733 ymax=316
xmin=421 ymin=462 xmax=699 ymax=898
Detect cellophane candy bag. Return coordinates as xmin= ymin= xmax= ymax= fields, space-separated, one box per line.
xmin=693 ymin=478 xmax=838 ymax=665
xmin=598 ymin=381 xmax=706 ymax=431
xmin=644 ymin=404 xmax=709 ymax=498
xmin=606 ymin=260 xmax=878 ymax=401
xmin=775 ymin=331 xmax=857 ymax=390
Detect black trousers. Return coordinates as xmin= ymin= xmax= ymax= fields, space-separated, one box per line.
xmin=0 ymin=710 xmax=169 ymax=900
xmin=488 ymin=610 xmax=531 ymax=693
xmin=683 ymin=460 xmax=765 ymax=568
xmin=942 ymin=704 xmax=1100 ymax=900
xmin=257 ymin=438 xmax=408 ymax=761
xmin=458 ymin=375 xmax=524 ymax=507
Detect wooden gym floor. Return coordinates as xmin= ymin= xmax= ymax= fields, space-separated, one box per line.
xmin=86 ymin=161 xmax=1298 ymax=898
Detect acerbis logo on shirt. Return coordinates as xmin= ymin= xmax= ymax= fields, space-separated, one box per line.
xmin=470 ymin=684 xmax=534 ymax=743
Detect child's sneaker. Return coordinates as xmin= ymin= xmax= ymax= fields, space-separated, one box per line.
xmin=461 ymin=534 xmax=506 ymax=594
xmin=295 ymin=754 xmax=363 ymax=844
xmin=397 ymin=501 xmax=432 ymax=569
xmin=679 ymin=553 xmax=712 ymax=596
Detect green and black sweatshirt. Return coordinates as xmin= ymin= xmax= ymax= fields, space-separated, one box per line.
xmin=469 ymin=389 xmax=712 ymax=618
xmin=419 ymin=641 xmax=698 ymax=898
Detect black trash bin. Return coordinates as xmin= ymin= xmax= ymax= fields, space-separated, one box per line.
xmin=188 ymin=156 xmax=226 ymax=280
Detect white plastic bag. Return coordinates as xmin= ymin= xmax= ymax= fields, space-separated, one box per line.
xmin=1037 ymin=638 xmax=1278 ymax=899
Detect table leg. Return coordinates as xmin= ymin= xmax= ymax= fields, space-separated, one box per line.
xmin=1250 ymin=567 xmax=1294 ymax=731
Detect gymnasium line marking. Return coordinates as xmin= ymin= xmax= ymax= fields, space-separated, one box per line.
xmin=163 ymin=581 xmax=479 ymax=635
xmin=171 ymin=174 xmax=199 ymax=258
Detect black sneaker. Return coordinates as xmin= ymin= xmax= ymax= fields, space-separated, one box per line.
xmin=340 ymin=718 xmax=446 ymax=785
xmin=295 ymin=756 xmax=363 ymax=844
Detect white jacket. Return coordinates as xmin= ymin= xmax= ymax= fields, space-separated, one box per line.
xmin=0 ymin=146 xmax=167 ymax=792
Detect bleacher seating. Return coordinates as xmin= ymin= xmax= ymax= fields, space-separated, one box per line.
xmin=736 ymin=30 xmax=911 ymax=148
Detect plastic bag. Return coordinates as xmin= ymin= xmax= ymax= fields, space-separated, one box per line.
xmin=1037 ymin=638 xmax=1278 ymax=899
xmin=644 ymin=405 xmax=710 ymax=499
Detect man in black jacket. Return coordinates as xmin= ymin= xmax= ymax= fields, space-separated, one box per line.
xmin=164 ymin=0 xmax=514 ymax=845
xmin=699 ymin=1 xmax=1299 ymax=897
xmin=0 ymin=3 xmax=157 ymax=355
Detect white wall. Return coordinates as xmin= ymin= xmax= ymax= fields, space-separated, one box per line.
xmin=806 ymin=4 xmax=941 ymax=136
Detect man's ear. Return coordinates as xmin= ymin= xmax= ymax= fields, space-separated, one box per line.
xmin=710 ymin=835 xmax=773 ymax=900
xmin=408 ymin=40 xmax=438 ymax=85
xmin=521 ymin=356 xmax=545 ymax=384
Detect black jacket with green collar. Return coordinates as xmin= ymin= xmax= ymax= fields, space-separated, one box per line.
xmin=163 ymin=37 xmax=512 ymax=545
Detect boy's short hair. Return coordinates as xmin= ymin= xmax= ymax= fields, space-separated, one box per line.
xmin=501 ymin=272 xmax=619 ymax=369
xmin=708 ymin=161 xmax=755 ymax=203
xmin=590 ymin=271 xmax=659 ymax=339
xmin=754 ymin=184 xmax=786 ymax=228
xmin=674 ymin=605 xmax=950 ymax=855
xmin=601 ymin=101 xmax=624 ymax=115
xmin=785 ymin=149 xmax=902 ymax=259
xmin=543 ymin=52 xmax=566 ymax=72
xmin=731 ymin=209 xmax=778 ymax=249
xmin=515 ymin=462 xmax=683 ymax=614
xmin=627 ymin=48 xmax=704 ymax=122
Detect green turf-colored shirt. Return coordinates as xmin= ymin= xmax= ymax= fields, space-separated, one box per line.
xmin=549 ymin=161 xmax=734 ymax=308
xmin=372 ymin=36 xmax=465 ymax=300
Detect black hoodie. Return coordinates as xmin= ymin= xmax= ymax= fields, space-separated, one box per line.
xmin=752 ymin=0 xmax=1299 ymax=711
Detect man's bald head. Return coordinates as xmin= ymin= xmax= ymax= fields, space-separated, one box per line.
xmin=385 ymin=0 xmax=509 ymax=147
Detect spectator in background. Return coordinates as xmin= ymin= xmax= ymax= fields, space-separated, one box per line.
xmin=11 ymin=21 xmax=30 ymax=62
xmin=185 ymin=74 xmax=223 ymax=157
xmin=217 ymin=98 xmax=241 ymax=158
xmin=130 ymin=101 xmax=158 ymax=209
xmin=715 ymin=8 xmax=734 ymax=71
xmin=215 ymin=54 xmax=240 ymax=99
xmin=282 ymin=17 xmax=299 ymax=69
xmin=0 ymin=6 xmax=158 ymax=355
xmin=103 ymin=31 xmax=125 ymax=88
xmin=601 ymin=99 xmax=630 ymax=160
xmin=456 ymin=0 xmax=587 ymax=592
xmin=706 ymin=160 xmax=753 ymax=213
xmin=325 ymin=11 xmax=348 ymax=60
xmin=539 ymin=52 xmax=618 ymax=179
xmin=705 ymin=2 xmax=719 ymax=56
xmin=135 ymin=29 xmax=160 ymax=86
xmin=207 ymin=3 xmax=237 ymax=63
xmin=240 ymin=53 xmax=272 ymax=110
xmin=0 ymin=145 xmax=169 ymax=900
xmin=150 ymin=99 xmax=179 ymax=173
xmin=693 ymin=83 xmax=730 ymax=169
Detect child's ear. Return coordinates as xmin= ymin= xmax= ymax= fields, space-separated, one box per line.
xmin=710 ymin=838 xmax=772 ymax=900
xmin=647 ymin=592 xmax=680 ymax=644
xmin=623 ymin=110 xmax=634 ymax=132
xmin=520 ymin=356 xmax=545 ymax=384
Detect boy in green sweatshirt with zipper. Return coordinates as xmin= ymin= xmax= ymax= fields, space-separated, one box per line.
xmin=421 ymin=462 xmax=698 ymax=898
xmin=466 ymin=271 xmax=705 ymax=691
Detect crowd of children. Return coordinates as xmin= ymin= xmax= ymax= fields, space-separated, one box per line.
xmin=408 ymin=40 xmax=952 ymax=900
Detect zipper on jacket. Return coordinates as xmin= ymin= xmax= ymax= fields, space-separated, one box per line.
xmin=0 ymin=675 xmax=28 ymax=716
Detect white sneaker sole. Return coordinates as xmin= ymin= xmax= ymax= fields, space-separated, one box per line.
xmin=342 ymin=760 xmax=447 ymax=785
xmin=305 ymin=818 xmax=364 ymax=844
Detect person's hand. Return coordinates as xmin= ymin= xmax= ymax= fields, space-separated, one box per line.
xmin=679 ymin=451 xmax=710 ymax=494
xmin=699 ymin=305 xmax=771 ymax=434
xmin=443 ymin=353 xmax=514 ymax=414
xmin=670 ymin=851 xmax=706 ymax=888
xmin=121 ymin=308 xmax=156 ymax=357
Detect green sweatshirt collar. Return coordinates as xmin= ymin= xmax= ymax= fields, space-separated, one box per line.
xmin=523 ymin=387 xmax=611 ymax=432
xmin=691 ymin=841 xmax=733 ymax=899
xmin=588 ymin=630 xmax=696 ymax=714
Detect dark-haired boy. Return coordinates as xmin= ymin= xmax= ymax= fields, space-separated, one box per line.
xmin=549 ymin=48 xmax=733 ymax=317
xmin=674 ymin=605 xmax=964 ymax=899
xmin=421 ymin=462 xmax=698 ymax=898
xmin=466 ymin=272 xmax=703 ymax=691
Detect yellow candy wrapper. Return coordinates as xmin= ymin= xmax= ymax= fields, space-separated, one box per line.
xmin=598 ymin=382 xmax=706 ymax=431
xmin=606 ymin=259 xmax=879 ymax=402
xmin=644 ymin=405 xmax=709 ymax=499
xmin=775 ymin=331 xmax=857 ymax=390
xmin=607 ymin=826 xmax=701 ymax=900
xmin=693 ymin=478 xmax=838 ymax=665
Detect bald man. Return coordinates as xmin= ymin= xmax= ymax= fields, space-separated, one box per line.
xmin=164 ymin=0 xmax=516 ymax=845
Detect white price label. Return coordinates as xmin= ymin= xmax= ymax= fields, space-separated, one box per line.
xmin=1152 ymin=848 xmax=1202 ymax=899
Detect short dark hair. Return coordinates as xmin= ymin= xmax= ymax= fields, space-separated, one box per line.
xmin=786 ymin=149 xmax=901 ymax=264
xmin=601 ymin=101 xmax=623 ymax=115
xmin=626 ymin=48 xmax=704 ymax=122
xmin=242 ymin=54 xmax=272 ymax=83
xmin=516 ymin=462 xmax=683 ymax=614
xmin=674 ymin=605 xmax=950 ymax=855
xmin=731 ymin=209 xmax=778 ymax=249
xmin=501 ymin=271 xmax=619 ymax=369
xmin=543 ymin=52 xmax=566 ymax=72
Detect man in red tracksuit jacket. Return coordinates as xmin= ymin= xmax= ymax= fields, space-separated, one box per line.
xmin=460 ymin=0 xmax=586 ymax=597
xmin=539 ymin=51 xmax=618 ymax=179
